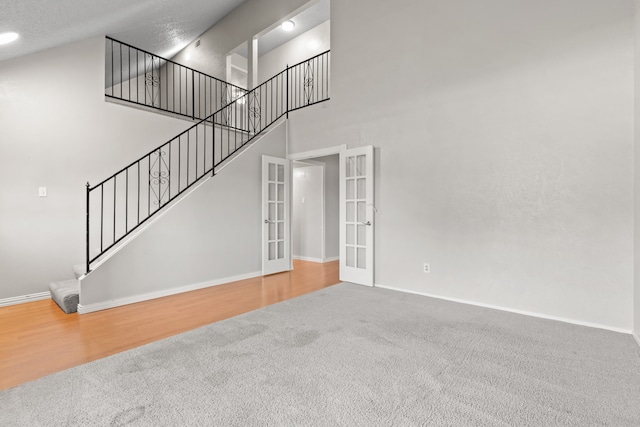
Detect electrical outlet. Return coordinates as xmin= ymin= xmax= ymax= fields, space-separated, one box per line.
xmin=423 ymin=263 xmax=430 ymax=273
xmin=38 ymin=187 xmax=47 ymax=197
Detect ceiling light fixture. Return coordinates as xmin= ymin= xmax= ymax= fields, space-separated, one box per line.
xmin=0 ymin=32 xmax=19 ymax=45
xmin=281 ymin=20 xmax=295 ymax=31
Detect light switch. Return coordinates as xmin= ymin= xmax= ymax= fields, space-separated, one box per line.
xmin=301 ymin=197 xmax=305 ymax=204
xmin=38 ymin=187 xmax=47 ymax=197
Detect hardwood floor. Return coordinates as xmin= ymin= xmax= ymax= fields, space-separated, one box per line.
xmin=0 ymin=260 xmax=339 ymax=391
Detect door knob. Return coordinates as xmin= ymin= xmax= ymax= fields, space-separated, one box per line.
xmin=265 ymin=219 xmax=274 ymax=224
xmin=361 ymin=221 xmax=372 ymax=226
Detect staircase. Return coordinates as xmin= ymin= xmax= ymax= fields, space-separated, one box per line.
xmin=83 ymin=38 xmax=330 ymax=278
xmin=46 ymin=39 xmax=330 ymax=314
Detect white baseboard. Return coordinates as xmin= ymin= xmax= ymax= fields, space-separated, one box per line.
xmin=78 ymin=271 xmax=262 ymax=314
xmin=633 ymin=333 xmax=640 ymax=349
xmin=374 ymin=284 xmax=632 ymax=335
xmin=293 ymin=256 xmax=323 ymax=263
xmin=0 ymin=292 xmax=50 ymax=308
xmin=293 ymin=256 xmax=339 ymax=263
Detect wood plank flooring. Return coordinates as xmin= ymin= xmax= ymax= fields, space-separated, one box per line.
xmin=0 ymin=260 xmax=339 ymax=391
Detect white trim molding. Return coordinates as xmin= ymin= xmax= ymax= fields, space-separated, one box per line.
xmin=287 ymin=144 xmax=346 ymax=161
xmin=0 ymin=292 xmax=50 ymax=308
xmin=633 ymin=333 xmax=640 ymax=349
xmin=293 ymin=255 xmax=339 ymax=263
xmin=375 ymin=284 xmax=632 ymax=335
xmin=78 ymin=271 xmax=262 ymax=314
xmin=293 ymin=255 xmax=324 ymax=263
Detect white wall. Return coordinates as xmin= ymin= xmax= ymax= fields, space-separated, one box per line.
xmin=259 ymin=20 xmax=330 ymax=83
xmin=172 ymin=0 xmax=312 ymax=80
xmin=229 ymin=52 xmax=248 ymax=89
xmin=0 ymin=37 xmax=190 ymax=301
xmin=81 ymin=121 xmax=287 ymax=307
xmin=289 ymin=0 xmax=635 ymax=330
xmin=230 ymin=52 xmax=248 ymax=72
xmin=634 ymin=0 xmax=640 ymax=341
xmin=316 ymin=154 xmax=339 ymax=259
xmin=292 ymin=164 xmax=324 ymax=260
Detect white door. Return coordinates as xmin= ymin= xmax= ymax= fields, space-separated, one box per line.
xmin=262 ymin=156 xmax=291 ymax=275
xmin=340 ymin=146 xmax=374 ymax=286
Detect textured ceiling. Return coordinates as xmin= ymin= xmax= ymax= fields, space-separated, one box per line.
xmin=0 ymin=0 xmax=248 ymax=63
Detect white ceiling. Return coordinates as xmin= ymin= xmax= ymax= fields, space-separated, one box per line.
xmin=234 ymin=0 xmax=329 ymax=58
xmin=0 ymin=0 xmax=248 ymax=63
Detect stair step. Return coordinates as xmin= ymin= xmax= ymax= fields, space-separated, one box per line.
xmin=72 ymin=264 xmax=84 ymax=279
xmin=49 ymin=280 xmax=79 ymax=314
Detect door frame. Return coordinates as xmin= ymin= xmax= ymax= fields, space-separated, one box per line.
xmin=288 ymin=144 xmax=376 ymax=282
xmin=262 ymin=155 xmax=292 ymax=275
xmin=287 ymin=145 xmax=347 ymax=162
xmin=289 ymin=145 xmax=346 ymax=265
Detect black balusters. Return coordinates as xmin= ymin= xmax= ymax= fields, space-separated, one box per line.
xmin=105 ymin=36 xmax=245 ymax=122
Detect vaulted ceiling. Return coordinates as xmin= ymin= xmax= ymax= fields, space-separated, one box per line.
xmin=0 ymin=0 xmax=248 ymax=62
xmin=2 ymin=0 xmax=330 ymax=68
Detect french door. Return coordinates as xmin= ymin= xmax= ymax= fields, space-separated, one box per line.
xmin=339 ymin=146 xmax=374 ymax=286
xmin=262 ymin=156 xmax=291 ymax=275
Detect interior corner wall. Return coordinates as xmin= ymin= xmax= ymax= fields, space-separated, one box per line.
xmin=80 ymin=122 xmax=287 ymax=307
xmin=289 ymin=0 xmax=635 ymax=330
xmin=258 ymin=20 xmax=330 ymax=83
xmin=171 ymin=0 xmax=313 ymax=81
xmin=0 ymin=37 xmax=190 ymax=301
xmin=634 ymin=0 xmax=640 ymax=340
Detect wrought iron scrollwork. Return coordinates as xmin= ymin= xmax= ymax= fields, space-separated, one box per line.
xmin=149 ymin=149 xmax=170 ymax=206
xmin=145 ymin=54 xmax=161 ymax=107
xmin=145 ymin=74 xmax=159 ymax=87
xmin=249 ymin=91 xmax=261 ymax=133
xmin=303 ymin=61 xmax=315 ymax=105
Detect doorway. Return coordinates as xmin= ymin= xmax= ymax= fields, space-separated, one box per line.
xmin=289 ymin=145 xmax=375 ymax=286
xmin=292 ymin=154 xmax=339 ymax=264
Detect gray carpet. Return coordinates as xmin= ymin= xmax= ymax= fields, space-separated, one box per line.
xmin=2 ymin=283 xmax=640 ymax=426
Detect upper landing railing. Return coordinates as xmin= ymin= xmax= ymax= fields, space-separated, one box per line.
xmin=87 ymin=48 xmax=330 ymax=273
xmin=105 ymin=36 xmax=247 ymax=121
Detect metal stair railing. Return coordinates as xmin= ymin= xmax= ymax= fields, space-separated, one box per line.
xmin=105 ymin=36 xmax=247 ymax=121
xmin=86 ymin=50 xmax=330 ymax=274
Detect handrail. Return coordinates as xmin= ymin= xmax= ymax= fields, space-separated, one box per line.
xmin=87 ymin=50 xmax=330 ymax=273
xmin=89 ymin=113 xmax=248 ymax=190
xmin=105 ymin=36 xmax=243 ymax=92
xmin=105 ymin=36 xmax=247 ymax=121
xmin=288 ymin=49 xmax=330 ymax=69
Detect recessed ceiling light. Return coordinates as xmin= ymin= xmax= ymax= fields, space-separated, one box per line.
xmin=0 ymin=32 xmax=19 ymax=45
xmin=281 ymin=20 xmax=295 ymax=31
